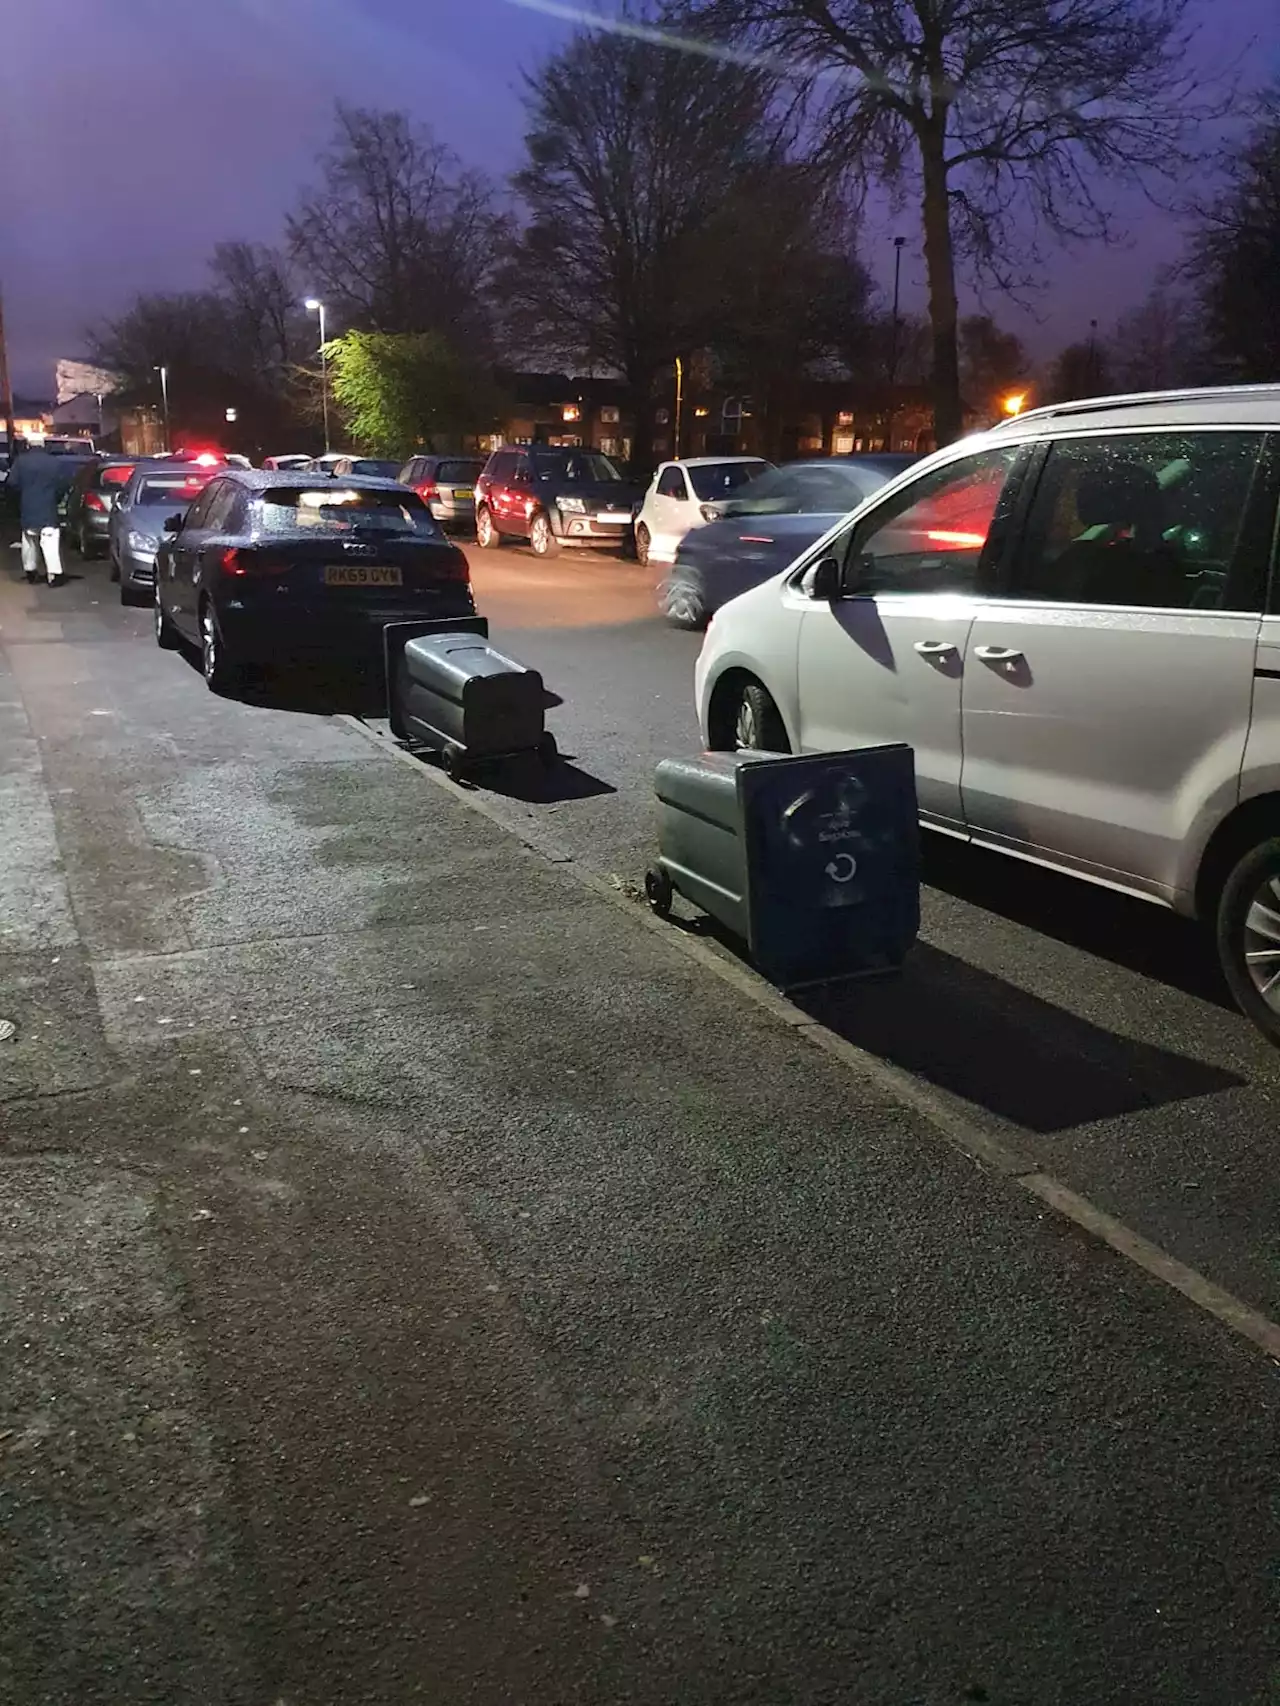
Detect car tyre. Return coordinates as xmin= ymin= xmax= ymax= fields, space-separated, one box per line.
xmin=731 ymin=681 xmax=789 ymax=753
xmin=635 ymin=522 xmax=652 ymax=567
xmin=475 ymin=506 xmax=501 ymax=549
xmin=645 ymin=865 xmax=673 ymax=918
xmin=661 ymin=578 xmax=707 ymax=629
xmin=1216 ymin=835 xmax=1280 ymax=1045
xmin=201 ymin=602 xmax=241 ymax=695
xmin=154 ymin=591 xmax=180 ymax=650
xmin=529 ymin=511 xmax=559 ymax=558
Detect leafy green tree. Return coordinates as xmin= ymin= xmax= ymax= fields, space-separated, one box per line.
xmin=325 ymin=331 xmax=508 ymax=456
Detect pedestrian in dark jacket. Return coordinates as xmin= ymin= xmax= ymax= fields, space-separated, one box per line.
xmin=9 ymin=446 xmax=73 ymax=585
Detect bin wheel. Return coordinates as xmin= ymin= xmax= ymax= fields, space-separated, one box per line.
xmin=441 ymin=743 xmax=467 ymax=780
xmin=537 ymin=731 xmax=558 ymax=768
xmin=645 ymin=866 xmax=673 ymax=918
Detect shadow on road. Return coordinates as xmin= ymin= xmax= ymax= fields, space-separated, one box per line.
xmin=920 ymin=836 xmax=1232 ymax=1012
xmin=180 ymin=649 xmax=388 ymax=717
xmin=798 ymin=943 xmax=1244 ymax=1134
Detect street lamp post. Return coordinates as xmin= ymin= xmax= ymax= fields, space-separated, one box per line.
xmin=304 ymin=298 xmax=330 ymax=454
xmin=154 ymin=364 xmax=170 ymax=452
xmin=886 ymin=236 xmax=906 ymax=452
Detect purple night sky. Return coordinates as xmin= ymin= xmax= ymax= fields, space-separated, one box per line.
xmin=1 ymin=0 xmax=1276 ymax=394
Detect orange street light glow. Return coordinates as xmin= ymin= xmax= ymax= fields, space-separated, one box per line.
xmin=1002 ymin=392 xmax=1028 ymax=416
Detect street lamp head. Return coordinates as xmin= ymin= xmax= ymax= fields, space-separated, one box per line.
xmin=1002 ymin=391 xmax=1028 ymax=417
xmin=304 ymin=298 xmax=322 ymax=312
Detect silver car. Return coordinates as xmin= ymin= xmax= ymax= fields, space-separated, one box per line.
xmin=110 ymin=465 xmax=217 ymax=606
xmin=695 ymin=383 xmax=1280 ymax=1043
xmin=399 ymin=454 xmax=485 ymax=532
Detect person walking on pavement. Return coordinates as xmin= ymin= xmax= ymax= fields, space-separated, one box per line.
xmin=8 ymin=443 xmax=73 ymax=585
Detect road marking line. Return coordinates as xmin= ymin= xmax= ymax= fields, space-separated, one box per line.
xmin=337 ymin=713 xmax=1280 ymax=1366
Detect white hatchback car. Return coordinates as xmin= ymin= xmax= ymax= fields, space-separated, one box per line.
xmin=634 ymin=455 xmax=770 ymax=566
xmin=695 ymin=385 xmax=1280 ymax=1041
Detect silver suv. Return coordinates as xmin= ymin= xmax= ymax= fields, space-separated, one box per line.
xmin=695 ymin=385 xmax=1280 ymax=1042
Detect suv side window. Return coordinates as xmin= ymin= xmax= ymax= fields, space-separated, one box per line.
xmin=1012 ymin=432 xmax=1268 ymax=612
xmin=512 ymin=455 xmax=532 ymax=486
xmin=487 ymin=452 xmax=516 ymax=485
xmin=203 ymin=482 xmax=241 ymax=533
xmin=657 ymin=466 xmax=687 ymax=499
xmin=838 ymin=446 xmax=1023 ymax=596
xmin=182 ymin=483 xmax=219 ymax=531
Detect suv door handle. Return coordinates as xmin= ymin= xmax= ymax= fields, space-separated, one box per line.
xmin=913 ymin=640 xmax=957 ymax=658
xmin=974 ymin=645 xmax=1024 ymax=664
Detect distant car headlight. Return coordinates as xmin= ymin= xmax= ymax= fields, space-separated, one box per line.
xmin=127 ymin=530 xmax=159 ymax=553
xmin=700 ymin=503 xmax=722 ymax=523
xmin=557 ymin=496 xmax=586 ymax=513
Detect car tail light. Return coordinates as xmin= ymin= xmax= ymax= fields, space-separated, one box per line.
xmin=85 ymin=491 xmax=107 ymax=512
xmin=416 ymin=481 xmax=438 ymax=501
xmin=220 ymin=548 xmax=291 ymax=577
xmin=425 ymin=550 xmax=470 ymax=583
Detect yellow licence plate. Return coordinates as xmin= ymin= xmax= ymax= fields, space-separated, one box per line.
xmin=323 ymin=564 xmax=402 ymax=587
xmin=451 ymin=488 xmax=474 ymax=500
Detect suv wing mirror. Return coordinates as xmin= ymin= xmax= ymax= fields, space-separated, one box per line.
xmin=162 ymin=513 xmax=184 ymax=534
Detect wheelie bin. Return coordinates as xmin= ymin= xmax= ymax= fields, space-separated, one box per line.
xmin=645 ymin=746 xmax=919 ymax=987
xmin=387 ymin=624 xmax=555 ymax=779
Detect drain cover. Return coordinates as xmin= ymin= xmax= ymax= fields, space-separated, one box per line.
xmin=0 ymin=1019 xmax=16 ymax=1043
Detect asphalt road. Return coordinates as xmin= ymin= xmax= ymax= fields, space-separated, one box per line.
xmin=3 ymin=534 xmax=1280 ymax=1704
xmin=435 ymin=542 xmax=1280 ymax=1326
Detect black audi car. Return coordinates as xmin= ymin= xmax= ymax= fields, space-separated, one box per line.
xmin=152 ymin=469 xmax=476 ymax=692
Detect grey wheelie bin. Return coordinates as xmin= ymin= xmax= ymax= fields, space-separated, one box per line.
xmin=387 ymin=622 xmax=555 ymax=779
xmin=645 ymin=745 xmax=919 ymax=988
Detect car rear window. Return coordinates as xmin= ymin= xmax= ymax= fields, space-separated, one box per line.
xmin=437 ymin=460 xmax=483 ymax=483
xmin=256 ymin=486 xmax=441 ymax=535
xmin=687 ymin=461 xmax=770 ymax=500
xmin=137 ymin=475 xmax=212 ymax=506
xmin=350 ymin=459 xmax=401 ymax=478
xmin=531 ymin=451 xmax=623 ymax=483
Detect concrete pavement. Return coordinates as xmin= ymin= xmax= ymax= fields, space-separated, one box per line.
xmin=2 ymin=546 xmax=1280 ymax=1704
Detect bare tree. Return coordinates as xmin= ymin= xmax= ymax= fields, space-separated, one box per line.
xmin=496 ymin=5 xmax=795 ymax=464
xmin=1107 ymin=279 xmax=1202 ymax=392
xmin=693 ymin=0 xmax=1221 ymax=443
xmin=208 ymin=241 xmax=306 ymax=382
xmin=86 ymin=291 xmax=227 ymax=388
xmin=287 ymin=104 xmax=498 ymax=351
xmin=1186 ymin=90 xmax=1280 ymax=383
xmin=1047 ymin=338 xmax=1114 ymax=403
xmin=959 ymin=314 xmax=1030 ymax=418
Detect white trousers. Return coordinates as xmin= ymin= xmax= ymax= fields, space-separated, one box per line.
xmin=21 ymin=527 xmax=63 ymax=581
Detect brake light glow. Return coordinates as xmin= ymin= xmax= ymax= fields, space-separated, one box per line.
xmin=416 ymin=482 xmax=438 ymax=501
xmin=195 ymin=452 xmax=219 ymax=468
xmin=925 ymin=529 xmax=987 ymax=548
xmin=85 ymin=491 xmax=107 ymax=512
xmin=102 ymin=464 xmax=134 ymax=485
xmin=220 ymin=547 xmax=292 ymax=577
